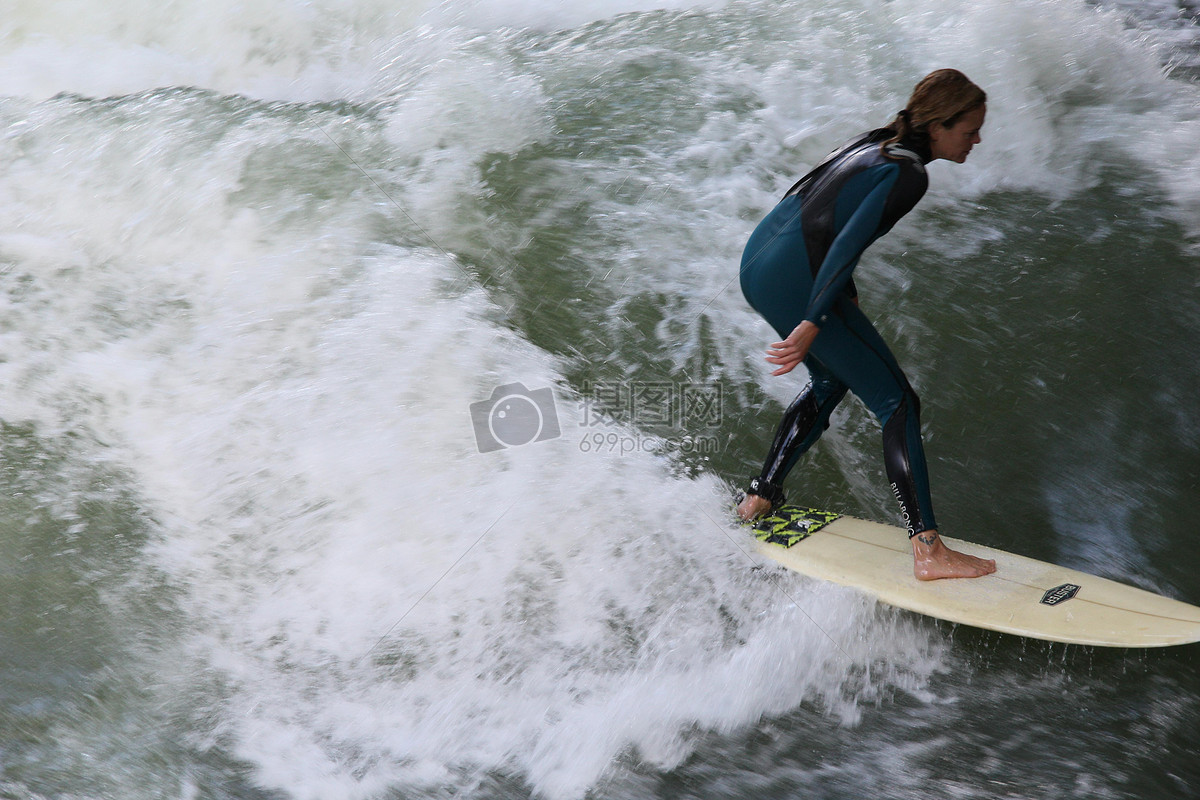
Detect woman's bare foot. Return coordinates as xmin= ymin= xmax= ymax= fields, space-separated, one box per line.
xmin=911 ymin=530 xmax=996 ymax=581
xmin=736 ymin=493 xmax=774 ymax=521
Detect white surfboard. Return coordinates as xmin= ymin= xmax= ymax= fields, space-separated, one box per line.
xmin=750 ymin=505 xmax=1200 ymax=648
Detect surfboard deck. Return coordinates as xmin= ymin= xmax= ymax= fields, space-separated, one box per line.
xmin=749 ymin=505 xmax=1200 ymax=648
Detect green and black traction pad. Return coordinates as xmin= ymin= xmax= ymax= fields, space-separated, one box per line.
xmin=746 ymin=504 xmax=841 ymax=548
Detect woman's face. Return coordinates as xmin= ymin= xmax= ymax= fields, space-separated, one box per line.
xmin=930 ymin=104 xmax=986 ymax=163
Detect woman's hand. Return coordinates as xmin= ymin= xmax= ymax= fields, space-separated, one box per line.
xmin=766 ymin=320 xmax=820 ymax=376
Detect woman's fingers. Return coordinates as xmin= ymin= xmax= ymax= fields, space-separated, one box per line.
xmin=763 ymin=322 xmax=818 ymax=377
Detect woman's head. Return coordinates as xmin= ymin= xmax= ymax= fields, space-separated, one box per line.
xmin=887 ymin=68 xmax=987 ymax=163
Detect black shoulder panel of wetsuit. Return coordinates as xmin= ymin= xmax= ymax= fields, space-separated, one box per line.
xmin=792 ymin=131 xmax=894 ymax=284
xmin=778 ymin=129 xmax=926 ymax=302
xmin=781 ymin=129 xmax=884 ymax=201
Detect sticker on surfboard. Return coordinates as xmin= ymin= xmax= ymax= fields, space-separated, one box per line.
xmin=1040 ymin=583 xmax=1081 ymax=606
xmin=748 ymin=505 xmax=841 ymax=548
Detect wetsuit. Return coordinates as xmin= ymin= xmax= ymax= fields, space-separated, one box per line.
xmin=739 ymin=128 xmax=936 ymax=536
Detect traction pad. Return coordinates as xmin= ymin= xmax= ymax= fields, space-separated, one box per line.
xmin=749 ymin=505 xmax=841 ymax=548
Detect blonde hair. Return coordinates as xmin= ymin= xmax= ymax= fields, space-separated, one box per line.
xmin=885 ymin=69 xmax=986 ymax=151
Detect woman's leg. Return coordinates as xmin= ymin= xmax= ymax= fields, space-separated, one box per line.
xmin=740 ymin=361 xmax=846 ymax=514
xmin=808 ymin=297 xmax=936 ymax=536
xmin=812 ymin=300 xmax=995 ymax=578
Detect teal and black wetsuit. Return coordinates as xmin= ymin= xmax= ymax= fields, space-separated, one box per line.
xmin=740 ymin=128 xmax=936 ymax=536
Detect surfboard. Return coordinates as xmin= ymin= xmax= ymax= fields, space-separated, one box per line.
xmin=749 ymin=505 xmax=1200 ymax=648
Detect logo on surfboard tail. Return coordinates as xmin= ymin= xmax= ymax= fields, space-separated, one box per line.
xmin=1041 ymin=583 xmax=1081 ymax=606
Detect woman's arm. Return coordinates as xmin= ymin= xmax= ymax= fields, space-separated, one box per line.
xmin=802 ymin=170 xmax=898 ymax=326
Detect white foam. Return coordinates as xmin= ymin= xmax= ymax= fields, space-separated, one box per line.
xmin=423 ymin=0 xmax=731 ymax=33
xmin=0 ymin=59 xmax=944 ymax=800
xmin=0 ymin=0 xmax=428 ymax=101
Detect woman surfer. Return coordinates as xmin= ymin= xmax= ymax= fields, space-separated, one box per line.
xmin=737 ymin=68 xmax=997 ymax=581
